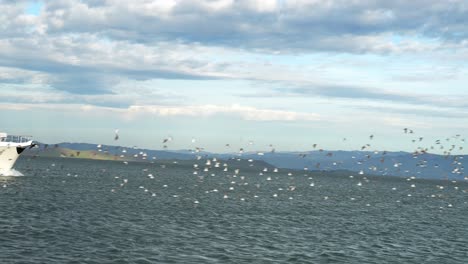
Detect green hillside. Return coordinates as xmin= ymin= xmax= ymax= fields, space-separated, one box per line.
xmin=25 ymin=147 xmax=128 ymax=161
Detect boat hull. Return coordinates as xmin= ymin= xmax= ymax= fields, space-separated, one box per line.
xmin=0 ymin=141 xmax=33 ymax=171
xmin=0 ymin=146 xmax=23 ymax=170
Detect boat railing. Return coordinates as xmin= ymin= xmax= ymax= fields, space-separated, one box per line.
xmin=1 ymin=135 xmax=33 ymax=143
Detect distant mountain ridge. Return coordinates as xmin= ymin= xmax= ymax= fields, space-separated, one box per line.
xmin=24 ymin=142 xmax=467 ymax=180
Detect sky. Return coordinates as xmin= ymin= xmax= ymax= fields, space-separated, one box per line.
xmin=1 ymin=0 xmax=468 ymax=153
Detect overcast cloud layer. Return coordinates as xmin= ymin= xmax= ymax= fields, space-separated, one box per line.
xmin=1 ymin=0 xmax=468 ymax=151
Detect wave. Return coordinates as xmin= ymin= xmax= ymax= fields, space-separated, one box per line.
xmin=0 ymin=169 xmax=24 ymax=177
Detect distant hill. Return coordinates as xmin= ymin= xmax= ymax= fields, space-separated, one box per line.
xmin=24 ymin=143 xmax=467 ymax=180
xmin=234 ymin=150 xmax=466 ymax=180
xmin=25 ymin=142 xmax=197 ymax=161
xmin=25 ymin=146 xmax=129 ymax=161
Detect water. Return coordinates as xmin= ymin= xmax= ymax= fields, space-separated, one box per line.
xmin=1 ymin=157 xmax=467 ymax=263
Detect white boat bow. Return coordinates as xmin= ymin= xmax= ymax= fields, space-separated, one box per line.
xmin=0 ymin=133 xmax=35 ymax=173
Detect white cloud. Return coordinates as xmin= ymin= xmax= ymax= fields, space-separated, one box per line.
xmin=126 ymin=104 xmax=321 ymax=121
xmin=0 ymin=0 xmax=467 ymax=130
xmin=0 ymin=102 xmax=320 ymax=122
xmin=241 ymin=0 xmax=278 ymax=13
xmin=0 ymin=0 xmax=466 ymax=97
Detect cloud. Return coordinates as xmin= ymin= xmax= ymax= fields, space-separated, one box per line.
xmin=0 ymin=66 xmax=47 ymax=84
xmin=362 ymin=105 xmax=468 ymax=120
xmin=243 ymin=83 xmax=468 ymax=110
xmin=26 ymin=0 xmax=468 ymax=53
xmin=49 ymin=73 xmax=118 ymax=94
xmin=278 ymin=84 xmax=424 ymax=103
xmin=1 ymin=0 xmax=468 ymax=117
xmin=0 ymin=34 xmax=232 ymax=95
xmin=127 ymin=104 xmax=321 ymax=121
xmin=0 ymin=78 xmax=190 ymax=108
xmin=0 ymin=102 xmax=321 ymax=122
xmin=0 ymin=1 xmax=466 ymax=88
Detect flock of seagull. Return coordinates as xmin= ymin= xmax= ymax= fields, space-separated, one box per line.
xmin=0 ymin=128 xmax=465 ymax=210
xmin=104 ymin=128 xmax=467 ymax=209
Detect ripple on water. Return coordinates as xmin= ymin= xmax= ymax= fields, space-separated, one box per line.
xmin=0 ymin=157 xmax=467 ymax=263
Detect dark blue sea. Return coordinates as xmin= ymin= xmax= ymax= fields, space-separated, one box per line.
xmin=1 ymin=157 xmax=467 ymax=263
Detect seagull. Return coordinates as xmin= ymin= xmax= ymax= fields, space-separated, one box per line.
xmin=162 ymin=136 xmax=173 ymax=144
xmin=114 ymin=129 xmax=119 ymax=140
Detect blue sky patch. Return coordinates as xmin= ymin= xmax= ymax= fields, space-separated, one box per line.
xmin=25 ymin=1 xmax=43 ymax=16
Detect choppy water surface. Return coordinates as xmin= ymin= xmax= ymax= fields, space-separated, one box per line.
xmin=1 ymin=157 xmax=467 ymax=263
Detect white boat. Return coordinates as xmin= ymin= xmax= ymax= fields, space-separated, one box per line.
xmin=0 ymin=132 xmax=35 ymax=172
